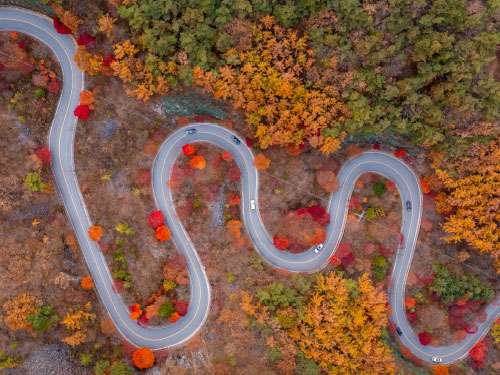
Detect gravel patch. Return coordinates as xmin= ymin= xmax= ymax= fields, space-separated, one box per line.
xmin=99 ymin=117 xmax=119 ymax=141
xmin=7 ymin=343 xmax=91 ymax=375
xmin=210 ymin=182 xmax=226 ymax=227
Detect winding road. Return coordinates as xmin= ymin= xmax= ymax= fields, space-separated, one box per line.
xmin=2 ymin=6 xmax=499 ymax=365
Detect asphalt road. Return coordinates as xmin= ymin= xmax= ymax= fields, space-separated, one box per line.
xmin=2 ymin=6 xmax=499 ymax=362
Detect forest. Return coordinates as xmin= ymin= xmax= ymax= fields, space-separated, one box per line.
xmin=56 ymin=0 xmax=500 ymax=271
xmin=1 ymin=0 xmax=500 ymax=374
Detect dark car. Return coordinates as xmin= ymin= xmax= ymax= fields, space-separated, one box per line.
xmin=396 ymin=327 xmax=403 ymax=336
xmin=231 ymin=135 xmax=241 ymax=145
xmin=406 ymin=201 xmax=412 ymax=211
xmin=185 ymin=128 xmax=197 ymax=135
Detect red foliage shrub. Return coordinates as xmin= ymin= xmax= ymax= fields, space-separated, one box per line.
xmin=341 ymin=252 xmax=355 ymax=267
xmin=36 ymin=148 xmax=51 ymax=164
xmin=154 ymin=348 xmax=168 ymax=363
xmin=165 ymin=253 xmax=187 ymax=271
xmin=245 ymin=137 xmax=253 ymax=147
xmin=337 ymin=243 xmax=351 ymax=258
xmin=379 ymin=246 xmax=394 ymax=258
xmin=348 ymin=197 xmax=359 ymax=210
xmin=273 ymin=235 xmax=290 ymax=251
xmin=328 ymin=256 xmax=341 ymax=267
xmin=228 ymin=165 xmax=241 ymax=181
xmin=469 ymin=341 xmax=487 ymax=362
xmin=112 ymin=279 xmax=124 ymax=294
xmin=418 ymin=331 xmax=432 ymax=346
xmin=363 ymin=242 xmax=376 ymax=255
xmin=373 ymin=143 xmax=380 ymax=150
xmin=48 ymin=79 xmax=60 ymax=93
xmin=18 ymin=41 xmax=26 ymax=49
xmin=148 ymin=211 xmax=165 ymax=229
xmin=77 ymin=34 xmax=94 ymax=46
xmin=102 ymin=53 xmax=116 ymax=66
xmin=406 ymin=310 xmax=418 ymax=323
xmin=137 ymin=315 xmax=149 ymax=327
xmin=175 ymin=300 xmax=188 ymax=316
xmin=468 ymin=299 xmax=484 ymax=312
xmin=448 ymin=315 xmax=466 ymax=330
xmin=469 ymin=358 xmax=485 ymax=370
xmin=307 ymin=205 xmax=331 ymax=227
xmin=74 ymin=105 xmax=90 ymax=119
xmin=221 ymin=150 xmax=233 ymax=162
xmin=386 ymin=180 xmax=396 ymax=191
xmin=182 ymin=144 xmax=195 ymax=156
xmin=394 ymin=148 xmax=406 ymax=158
xmin=53 ymin=17 xmax=71 ymax=34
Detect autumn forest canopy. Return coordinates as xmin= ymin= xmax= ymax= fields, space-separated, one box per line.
xmin=63 ymin=0 xmax=500 ymax=271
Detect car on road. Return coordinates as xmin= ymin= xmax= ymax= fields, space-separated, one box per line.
xmin=231 ymin=135 xmax=241 ymax=144
xmin=250 ymin=200 xmax=256 ymax=210
xmin=185 ymin=128 xmax=197 ymax=135
xmin=431 ymin=357 xmax=442 ymax=363
xmin=314 ymin=244 xmax=323 ymax=253
xmin=396 ymin=327 xmax=403 ymax=335
xmin=406 ymin=200 xmax=412 ymax=211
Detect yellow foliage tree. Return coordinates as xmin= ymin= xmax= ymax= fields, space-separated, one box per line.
xmin=61 ymin=330 xmax=87 ymax=346
xmin=193 ymin=16 xmax=348 ymax=154
xmin=60 ymin=303 xmax=95 ymax=346
xmin=243 ymin=272 xmax=396 ymax=375
xmin=98 ymin=14 xmax=116 ymax=38
xmin=61 ymin=303 xmax=95 ymax=331
xmin=434 ymin=138 xmax=500 ymax=271
xmin=74 ymin=46 xmax=103 ymax=76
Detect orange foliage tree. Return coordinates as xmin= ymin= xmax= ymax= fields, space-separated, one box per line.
xmin=193 ymin=15 xmax=348 ymax=154
xmin=434 ymin=365 xmax=449 ymax=375
xmin=253 ymin=153 xmax=270 ymax=170
xmin=155 ymin=225 xmax=171 ymax=242
xmin=88 ymin=225 xmax=103 ymax=241
xmin=80 ymin=275 xmax=94 ymax=290
xmin=189 ymin=155 xmax=206 ymax=169
xmin=132 ymin=347 xmax=155 ymax=369
xmin=405 ymin=297 xmax=415 ymax=309
xmin=129 ymin=303 xmax=142 ymax=320
xmin=79 ymin=91 xmax=95 ymax=110
xmin=221 ymin=150 xmax=233 ymax=162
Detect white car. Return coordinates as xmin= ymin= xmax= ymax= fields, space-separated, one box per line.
xmin=314 ymin=244 xmax=323 ymax=253
xmin=431 ymin=357 xmax=442 ymax=363
xmin=250 ymin=200 xmax=256 ymax=210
